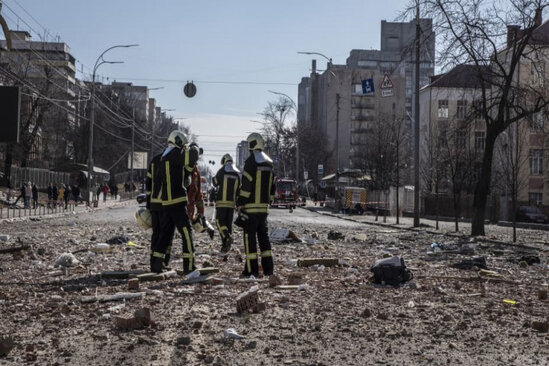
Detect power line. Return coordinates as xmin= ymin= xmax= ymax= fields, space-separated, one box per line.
xmin=110 ymin=77 xmax=297 ymax=86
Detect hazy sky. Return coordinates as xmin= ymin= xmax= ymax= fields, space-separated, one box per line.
xmin=2 ymin=0 xmax=415 ymax=170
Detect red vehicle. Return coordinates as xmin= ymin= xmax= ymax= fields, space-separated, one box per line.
xmin=271 ymin=178 xmax=301 ymax=208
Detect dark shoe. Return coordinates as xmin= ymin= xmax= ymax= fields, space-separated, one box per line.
xmin=207 ymin=228 xmax=215 ymax=240
xmin=220 ymin=236 xmax=232 ymax=254
xmin=240 ymin=271 xmax=259 ymax=279
xmin=150 ymin=257 xmax=164 ymax=273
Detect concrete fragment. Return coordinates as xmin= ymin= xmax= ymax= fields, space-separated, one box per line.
xmin=539 ymin=289 xmax=548 ymax=300
xmin=176 ymin=336 xmax=191 ymax=345
xmin=127 ymin=278 xmax=139 ymax=290
xmin=288 ymin=272 xmax=306 ymax=285
xmin=0 ymin=235 xmax=9 ymax=242
xmin=268 ymin=274 xmax=283 ymax=287
xmin=101 ymin=270 xmax=145 ymax=279
xmin=54 ymin=252 xmax=79 ymax=268
xmin=114 ymin=307 xmax=152 ymax=330
xmin=532 ymin=320 xmax=548 ymax=333
xmin=0 ymin=336 xmax=15 ymax=357
xmin=80 ymin=292 xmax=146 ymax=303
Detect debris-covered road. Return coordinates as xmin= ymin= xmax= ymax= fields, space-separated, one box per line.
xmin=0 ymin=203 xmax=548 ymax=365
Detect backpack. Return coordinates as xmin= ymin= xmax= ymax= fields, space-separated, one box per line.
xmin=370 ymin=256 xmax=413 ymax=286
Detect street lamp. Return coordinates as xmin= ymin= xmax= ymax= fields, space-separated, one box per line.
xmin=88 ymin=43 xmax=138 ymax=203
xmin=297 ymin=51 xmax=332 ymax=67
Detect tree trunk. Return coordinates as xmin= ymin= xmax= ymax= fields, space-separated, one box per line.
xmin=471 ymin=132 xmax=497 ymax=236
xmin=453 ymin=190 xmax=460 ymax=232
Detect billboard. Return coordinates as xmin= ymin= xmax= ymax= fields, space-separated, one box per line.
xmin=127 ymin=151 xmax=148 ymax=170
xmin=0 ymin=86 xmax=20 ymax=143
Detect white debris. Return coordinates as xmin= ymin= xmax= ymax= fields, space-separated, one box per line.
xmin=54 ymin=252 xmax=79 ymax=268
xmin=224 ymin=328 xmax=245 ymax=339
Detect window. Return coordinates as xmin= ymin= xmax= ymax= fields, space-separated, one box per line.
xmin=529 ymin=112 xmax=544 ymax=131
xmin=530 ymin=149 xmax=544 ymax=175
xmin=475 ymin=131 xmax=485 ymax=151
xmin=456 ymin=129 xmax=467 ymax=149
xmin=457 ymin=100 xmax=467 ymax=119
xmin=531 ymin=61 xmax=545 ymax=86
xmin=437 ymin=129 xmax=448 ymax=149
xmin=472 ymin=100 xmax=483 ymax=118
xmin=438 ymin=100 xmax=448 ymax=118
xmin=529 ymin=192 xmax=543 ymax=206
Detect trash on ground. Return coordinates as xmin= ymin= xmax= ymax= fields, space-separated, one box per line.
xmin=224 ymin=328 xmax=245 ymax=339
xmin=0 ymin=235 xmax=10 ymax=242
xmin=91 ymin=243 xmax=111 ymax=253
xmin=54 ymin=252 xmax=79 ymax=268
xmin=507 ymin=254 xmax=540 ymax=266
xmin=327 ymin=231 xmax=345 ymax=240
xmin=270 ymin=227 xmax=301 ymax=243
xmin=451 ymin=256 xmax=488 ymax=270
xmin=478 ymin=269 xmax=502 ymax=278
xmin=106 ymin=235 xmax=129 ymax=245
xmin=502 ymin=299 xmax=516 ymax=305
xmin=370 ymin=256 xmax=413 ymax=287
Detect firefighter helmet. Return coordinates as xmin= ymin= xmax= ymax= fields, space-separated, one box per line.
xmin=220 ymin=153 xmax=233 ymax=165
xmin=167 ymin=130 xmax=187 ymax=149
xmin=246 ymin=132 xmax=264 ymax=151
xmin=135 ymin=207 xmax=152 ymax=229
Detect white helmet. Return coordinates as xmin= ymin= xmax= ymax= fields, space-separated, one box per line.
xmin=247 ymin=132 xmax=264 ymax=151
xmin=221 ymin=153 xmax=233 ymax=165
xmin=168 ymin=130 xmax=187 ymax=149
xmin=135 ymin=207 xmax=152 ymax=229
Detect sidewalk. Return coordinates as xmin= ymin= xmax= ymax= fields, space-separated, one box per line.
xmin=0 ymin=195 xmax=134 ymax=222
xmin=301 ymin=200 xmax=549 ymax=246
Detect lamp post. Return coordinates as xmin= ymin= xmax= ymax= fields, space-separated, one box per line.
xmin=88 ymin=43 xmax=138 ymax=203
xmin=297 ymin=51 xmax=332 ymax=67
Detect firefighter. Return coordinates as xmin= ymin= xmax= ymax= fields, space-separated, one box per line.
xmin=186 ymin=143 xmax=215 ymax=239
xmin=213 ymin=153 xmax=240 ymax=253
xmin=151 ymin=130 xmax=200 ymax=274
xmin=236 ymin=133 xmax=276 ymax=277
xmin=145 ymin=151 xmax=174 ymax=271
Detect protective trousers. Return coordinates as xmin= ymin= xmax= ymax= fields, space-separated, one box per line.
xmin=242 ymin=213 xmax=273 ymax=276
xmin=150 ymin=210 xmax=175 ymax=267
xmin=215 ymin=207 xmax=234 ymax=245
xmin=154 ymin=206 xmax=196 ymax=273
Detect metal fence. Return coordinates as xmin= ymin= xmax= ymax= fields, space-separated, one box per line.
xmin=0 ymin=202 xmax=77 ymax=220
xmin=8 ymin=166 xmax=71 ymax=190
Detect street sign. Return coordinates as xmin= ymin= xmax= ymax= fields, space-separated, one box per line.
xmin=320 ymin=181 xmax=326 ymax=189
xmin=361 ymin=79 xmax=375 ymax=96
xmin=381 ymin=89 xmax=393 ymax=97
xmin=128 ymin=152 xmax=148 ymax=170
xmin=303 ymin=171 xmax=308 ymax=180
xmin=380 ymin=74 xmax=394 ymax=89
xmin=317 ymin=164 xmax=323 ymax=175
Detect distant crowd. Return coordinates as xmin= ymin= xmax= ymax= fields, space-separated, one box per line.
xmin=4 ymin=178 xmax=126 ymax=209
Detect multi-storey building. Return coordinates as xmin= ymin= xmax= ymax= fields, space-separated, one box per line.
xmin=298 ymin=19 xmax=435 ymax=176
xmin=235 ymin=140 xmax=249 ymax=172
xmin=0 ymin=30 xmax=76 ymax=168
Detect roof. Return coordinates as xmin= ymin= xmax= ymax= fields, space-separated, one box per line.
xmin=427 ymin=64 xmax=491 ymax=89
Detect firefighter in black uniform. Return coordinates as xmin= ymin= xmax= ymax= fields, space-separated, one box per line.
xmin=151 ymin=130 xmax=200 ymax=274
xmin=146 ymin=151 xmax=175 ymax=271
xmin=236 ymin=133 xmax=276 ymax=277
xmin=213 ymin=153 xmax=240 ymax=253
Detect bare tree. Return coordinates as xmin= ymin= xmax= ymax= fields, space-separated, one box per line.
xmin=416 ymin=0 xmax=549 ymax=235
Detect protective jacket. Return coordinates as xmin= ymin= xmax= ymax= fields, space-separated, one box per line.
xmin=236 ymin=150 xmax=275 ymax=213
xmin=146 ymin=153 xmax=163 ymax=211
xmin=159 ymin=145 xmax=199 ymax=208
xmin=213 ymin=163 xmax=240 ymax=208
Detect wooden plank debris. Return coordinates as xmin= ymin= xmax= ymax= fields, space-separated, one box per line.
xmin=80 ymin=292 xmax=146 ymax=303
xmin=100 ymin=270 xmax=145 ymax=279
xmin=297 ymin=258 xmax=339 ymax=267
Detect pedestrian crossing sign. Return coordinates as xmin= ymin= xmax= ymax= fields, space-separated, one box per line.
xmin=380 ymin=74 xmax=394 ymax=89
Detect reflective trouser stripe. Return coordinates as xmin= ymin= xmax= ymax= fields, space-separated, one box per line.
xmin=245 ymin=233 xmax=251 ymax=273
xmin=152 ymin=251 xmax=165 ymax=259
xmin=246 ymin=254 xmax=257 ymax=259
xmin=183 ymin=226 xmax=193 ymax=271
xmin=216 ymin=219 xmax=225 ymax=239
xmin=261 ymin=250 xmax=272 ymax=257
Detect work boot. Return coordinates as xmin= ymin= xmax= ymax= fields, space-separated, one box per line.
xmin=207 ymin=227 xmax=215 ymax=240
xmin=220 ymin=236 xmax=232 ymax=254
xmin=150 ymin=257 xmax=164 ymax=274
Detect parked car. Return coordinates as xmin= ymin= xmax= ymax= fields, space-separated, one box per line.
xmin=516 ymin=206 xmax=549 ymax=224
xmin=136 ymin=193 xmax=147 ymax=204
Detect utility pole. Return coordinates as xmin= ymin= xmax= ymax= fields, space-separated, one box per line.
xmin=413 ymin=1 xmax=421 ymax=227
xmin=130 ymin=106 xmax=135 ymax=189
xmin=336 ymin=93 xmax=340 ymax=172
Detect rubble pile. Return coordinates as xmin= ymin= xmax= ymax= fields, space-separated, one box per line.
xmin=0 ymin=206 xmax=548 ymax=365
